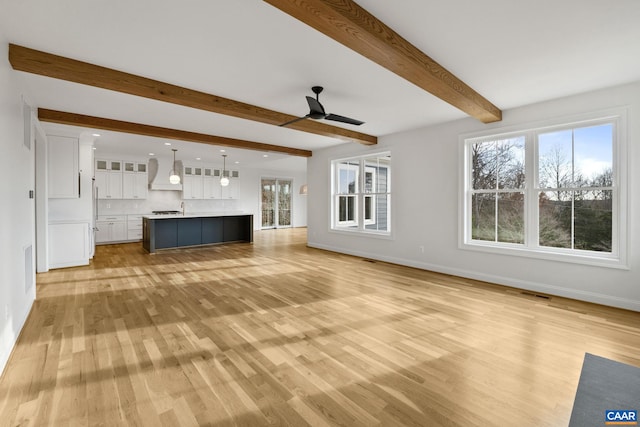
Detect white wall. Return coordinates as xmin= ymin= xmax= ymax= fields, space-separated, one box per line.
xmin=308 ymin=82 xmax=640 ymax=311
xmin=0 ymin=38 xmax=37 ymax=375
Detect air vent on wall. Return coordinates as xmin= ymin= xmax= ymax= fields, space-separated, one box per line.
xmin=521 ymin=291 xmax=550 ymax=300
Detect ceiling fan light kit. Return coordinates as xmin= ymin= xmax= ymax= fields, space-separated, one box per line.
xmin=280 ymin=86 xmax=364 ymax=128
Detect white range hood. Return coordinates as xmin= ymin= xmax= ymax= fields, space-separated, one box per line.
xmin=148 ymin=157 xmax=183 ymax=191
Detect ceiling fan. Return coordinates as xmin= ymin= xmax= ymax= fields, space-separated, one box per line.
xmin=279 ymin=86 xmax=364 ymax=127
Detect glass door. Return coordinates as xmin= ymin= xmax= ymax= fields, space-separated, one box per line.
xmin=278 ymin=180 xmax=292 ymax=227
xmin=261 ymin=178 xmax=292 ymax=229
xmin=261 ymin=179 xmax=276 ymax=228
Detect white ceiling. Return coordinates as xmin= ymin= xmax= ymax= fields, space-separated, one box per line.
xmin=2 ymin=0 xmax=639 ymax=170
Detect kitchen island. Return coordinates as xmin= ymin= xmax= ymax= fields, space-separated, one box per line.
xmin=142 ymin=213 xmax=253 ymax=253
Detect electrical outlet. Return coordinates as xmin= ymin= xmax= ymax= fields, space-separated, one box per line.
xmin=419 ymin=245 xmax=425 ymax=253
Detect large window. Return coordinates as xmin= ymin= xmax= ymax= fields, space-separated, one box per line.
xmin=461 ymin=112 xmax=627 ymax=268
xmin=332 ymin=153 xmax=391 ymax=235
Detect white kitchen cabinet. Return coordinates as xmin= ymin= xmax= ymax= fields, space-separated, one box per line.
xmin=48 ymin=135 xmax=79 ymax=198
xmin=48 ymin=221 xmax=90 ymax=268
xmin=122 ymin=169 xmax=148 ymax=199
xmin=123 ymin=161 xmax=147 ymax=174
xmin=95 ymin=158 xmax=123 ymax=199
xmin=127 ymin=214 xmax=144 ymax=240
xmin=95 ymin=170 xmax=123 ymax=199
xmin=96 ymin=215 xmax=127 ymax=243
xmin=182 ymin=165 xmax=204 ymax=199
xmin=221 ymin=170 xmax=240 ymax=199
xmin=182 ymin=164 xmax=240 ymax=200
xmin=96 ymin=159 xmax=122 ymax=172
xmin=203 ymin=167 xmax=222 ymax=199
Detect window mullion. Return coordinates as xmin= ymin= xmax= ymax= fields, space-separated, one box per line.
xmin=358 ymin=158 xmax=364 ymax=230
xmin=494 ymin=192 xmax=499 ymax=242
xmin=526 ymin=131 xmax=538 ymax=248
xmin=494 ymin=146 xmax=499 ymax=242
xmin=571 ymin=190 xmax=576 ymax=250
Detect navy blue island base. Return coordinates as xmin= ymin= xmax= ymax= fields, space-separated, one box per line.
xmin=142 ymin=214 xmax=253 ymax=253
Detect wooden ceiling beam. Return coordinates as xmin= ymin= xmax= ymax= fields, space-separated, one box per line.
xmin=37 ymin=109 xmax=313 ymax=157
xmin=263 ymin=0 xmax=502 ymax=123
xmin=10 ymin=44 xmax=376 ymax=145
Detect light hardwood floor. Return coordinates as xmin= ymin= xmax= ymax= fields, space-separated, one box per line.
xmin=1 ymin=228 xmax=638 ymax=426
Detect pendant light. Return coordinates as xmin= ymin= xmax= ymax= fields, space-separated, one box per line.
xmin=220 ymin=154 xmax=230 ymax=187
xmin=169 ymin=148 xmax=180 ymax=184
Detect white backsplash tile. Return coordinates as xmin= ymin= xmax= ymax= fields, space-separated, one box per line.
xmin=97 ymin=191 xmax=239 ymax=215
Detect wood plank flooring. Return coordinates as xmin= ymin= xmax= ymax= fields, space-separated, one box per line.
xmin=1 ymin=228 xmax=639 ymax=426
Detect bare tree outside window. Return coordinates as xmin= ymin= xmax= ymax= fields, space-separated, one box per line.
xmin=537 ymin=124 xmax=613 ymax=252
xmin=470 ymin=137 xmax=525 ymax=244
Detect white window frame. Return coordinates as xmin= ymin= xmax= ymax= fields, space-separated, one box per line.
xmin=364 ymin=166 xmax=377 ymax=225
xmin=459 ymin=109 xmax=628 ymax=269
xmin=335 ymin=162 xmax=359 ymax=226
xmin=331 ymin=152 xmax=391 ymax=237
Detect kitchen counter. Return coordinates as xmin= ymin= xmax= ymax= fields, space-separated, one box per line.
xmin=142 ymin=213 xmax=253 ymax=253
xmin=142 ymin=211 xmax=245 ymax=220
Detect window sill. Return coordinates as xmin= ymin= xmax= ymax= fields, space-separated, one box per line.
xmin=460 ymin=241 xmax=629 ymax=270
xmin=330 ymin=228 xmax=393 ymax=240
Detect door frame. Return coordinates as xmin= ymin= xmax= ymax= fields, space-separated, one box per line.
xmin=33 ymin=110 xmax=49 ymax=272
xmin=260 ymin=177 xmax=294 ymax=229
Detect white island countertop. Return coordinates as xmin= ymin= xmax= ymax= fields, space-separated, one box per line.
xmin=142 ymin=211 xmax=249 ymax=220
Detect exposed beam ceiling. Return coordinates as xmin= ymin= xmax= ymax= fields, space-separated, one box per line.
xmin=10 ymin=44 xmax=376 ymax=146
xmin=263 ymin=0 xmax=502 ymax=123
xmin=38 ymin=109 xmax=313 ymax=157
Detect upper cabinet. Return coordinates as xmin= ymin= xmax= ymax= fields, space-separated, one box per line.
xmin=95 ymin=159 xmax=122 ymax=199
xmin=184 ymin=163 xmax=240 ymax=200
xmin=183 ymin=165 xmax=204 ymax=199
xmin=221 ymin=170 xmax=240 ymax=199
xmin=96 ymin=158 xmax=147 ymax=200
xmin=96 ymin=159 xmax=122 ymax=172
xmin=203 ymin=167 xmax=222 ymax=199
xmin=48 ymin=135 xmax=79 ymax=198
xmin=122 ymin=161 xmax=148 ymax=199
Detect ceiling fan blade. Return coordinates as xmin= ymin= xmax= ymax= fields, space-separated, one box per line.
xmin=325 ymin=113 xmax=364 ymax=126
xmin=306 ymin=96 xmax=325 ymax=115
xmin=279 ymin=115 xmax=310 ymax=127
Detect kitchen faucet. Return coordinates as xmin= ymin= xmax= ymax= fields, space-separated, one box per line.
xmin=180 ymin=201 xmax=185 ymax=216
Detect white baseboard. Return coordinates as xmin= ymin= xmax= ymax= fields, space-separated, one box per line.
xmin=0 ymin=298 xmax=34 ymax=379
xmin=307 ymin=241 xmax=640 ymax=312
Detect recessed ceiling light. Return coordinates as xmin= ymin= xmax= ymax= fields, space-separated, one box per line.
xmin=196 ymin=157 xmax=201 ymax=160
xmin=149 ymin=153 xmax=155 ymax=156
xmin=92 ymin=147 xmax=97 ymax=150
xmin=164 ymin=142 xmax=171 ymax=146
xmin=220 ymin=149 xmax=226 ymax=153
xmin=92 ymin=133 xmax=101 ymax=137
xmin=263 ymin=154 xmax=269 ymax=158
xmin=234 ymin=161 xmax=240 ymax=164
